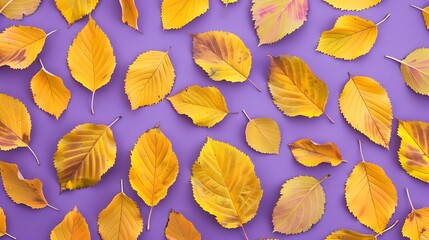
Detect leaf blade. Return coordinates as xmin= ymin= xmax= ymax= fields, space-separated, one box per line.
xmin=245 ymin=117 xmax=281 ymax=154
xmin=54 ymin=0 xmax=98 ymax=25
xmin=165 ymin=210 xmax=201 ymax=240
xmin=161 ymin=0 xmax=209 ymax=29
xmin=289 ymin=139 xmax=344 ymax=167
xmin=323 ymin=0 xmax=381 ymax=11
xmin=119 ymin=0 xmax=139 ymax=30
xmin=50 ymin=207 xmax=90 ymax=240
xmin=0 ymin=0 xmax=41 ymax=20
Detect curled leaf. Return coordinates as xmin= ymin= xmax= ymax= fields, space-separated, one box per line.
xmin=119 ymin=0 xmax=139 ymax=30
xmin=50 ymin=207 xmax=90 ymax=240
xmin=289 ymin=139 xmax=344 ymax=167
xmin=161 ymin=0 xmax=209 ymax=30
xmin=165 ymin=210 xmax=201 ymax=240
xmin=55 ymin=0 xmax=99 ymax=25
xmin=323 ymin=0 xmax=381 ymax=11
xmin=0 ymin=0 xmax=41 ymax=20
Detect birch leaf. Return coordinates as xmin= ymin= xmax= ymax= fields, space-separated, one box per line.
xmin=191 ymin=138 xmax=263 ymax=229
xmin=67 ymin=16 xmax=116 ymax=115
xmin=50 ymin=207 xmax=90 ymax=240
xmin=55 ymin=0 xmax=99 ymax=25
xmin=53 ymin=117 xmax=120 ymax=191
xmin=165 ymin=210 xmax=201 ymax=240
xmin=0 ymin=0 xmax=41 ymax=20
xmin=124 ymin=50 xmax=175 ymax=110
xmin=0 ymin=207 xmax=15 ymax=240
xmin=289 ymin=138 xmax=345 ymax=167
xmin=339 ymin=75 xmax=392 ymax=148
xmin=221 ymin=0 xmax=238 ymax=5
xmin=251 ymin=0 xmax=309 ymax=45
xmin=325 ymin=230 xmax=375 ymax=240
xmin=323 ymin=0 xmax=381 ymax=11
xmin=119 ymin=0 xmax=139 ymax=30
xmin=30 ymin=60 xmax=71 ymax=119
xmin=168 ymin=85 xmax=229 ymax=128
xmin=411 ymin=5 xmax=429 ymax=30
xmin=161 ymin=0 xmax=209 ymax=30
xmin=272 ymin=175 xmax=329 ymax=234
xmin=402 ymin=189 xmax=429 ymax=240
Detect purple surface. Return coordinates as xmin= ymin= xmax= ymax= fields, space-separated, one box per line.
xmin=1 ymin=0 xmax=429 ymax=239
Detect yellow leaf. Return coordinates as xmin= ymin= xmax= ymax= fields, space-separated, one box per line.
xmin=402 ymin=188 xmax=429 ymax=240
xmin=161 ymin=0 xmax=209 ymax=30
xmin=165 ymin=210 xmax=201 ymax=240
xmin=67 ymin=16 xmax=116 ymax=115
xmin=168 ymin=85 xmax=229 ymax=128
xmin=221 ymin=0 xmax=238 ymax=5
xmin=317 ymin=15 xmax=389 ymax=60
xmin=251 ymin=0 xmax=309 ymax=45
xmin=242 ymin=110 xmax=280 ymax=154
xmin=0 ymin=0 xmax=41 ymax=20
xmin=325 ymin=230 xmax=375 ymax=240
xmin=124 ymin=50 xmax=175 ymax=110
xmin=191 ymin=138 xmax=263 ymax=229
xmin=119 ymin=0 xmax=139 ymax=30
xmin=30 ymin=60 xmax=71 ymax=119
xmin=0 ymin=26 xmax=51 ymax=69
xmin=54 ymin=0 xmax=98 ymax=25
xmin=272 ymin=175 xmax=328 ymax=234
xmin=397 ymin=120 xmax=429 ymax=183
xmin=54 ymin=117 xmax=120 ymax=191
xmin=268 ymin=55 xmax=332 ymax=121
xmin=129 ymin=125 xmax=179 ymax=230
xmin=0 ymin=207 xmax=15 ymax=239
xmin=323 ymin=0 xmax=381 ymax=11
xmin=0 ymin=161 xmax=57 ymax=210
xmin=411 ymin=5 xmax=429 ymax=30
xmin=50 ymin=206 xmax=90 ymax=240
xmin=386 ymin=48 xmax=429 ymax=96
xmin=339 ymin=75 xmax=392 ymax=148
xmin=289 ymin=138 xmax=345 ymax=167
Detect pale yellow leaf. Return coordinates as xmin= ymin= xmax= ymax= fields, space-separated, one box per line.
xmin=165 ymin=210 xmax=201 ymax=240
xmin=325 ymin=229 xmax=375 ymax=240
xmin=243 ymin=110 xmax=280 ymax=154
xmin=54 ymin=0 xmax=99 ymax=25
xmin=50 ymin=206 xmax=90 ymax=240
xmin=323 ymin=0 xmax=381 ymax=11
xmin=289 ymin=138 xmax=344 ymax=167
xmin=119 ymin=0 xmax=139 ymax=30
xmin=0 ymin=0 xmax=41 ymax=20
xmin=161 ymin=0 xmax=209 ymax=30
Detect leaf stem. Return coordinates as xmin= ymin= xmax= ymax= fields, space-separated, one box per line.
xmin=241 ymin=225 xmax=249 ymax=240
xmin=324 ymin=112 xmax=334 ymax=124
xmin=46 ymin=29 xmax=58 ymax=37
xmin=319 ymin=174 xmax=331 ymax=183
xmin=0 ymin=0 xmax=13 ymax=13
xmin=358 ymin=140 xmax=366 ymax=162
xmin=91 ymin=92 xmax=95 ymax=115
xmin=385 ymin=55 xmax=402 ymax=64
xmin=5 ymin=232 xmax=16 ymax=240
xmin=410 ymin=5 xmax=429 ymax=15
xmin=27 ymin=145 xmax=40 ymax=166
xmin=248 ymin=79 xmax=262 ymax=92
xmin=108 ymin=116 xmax=122 ymax=128
xmin=120 ymin=179 xmax=124 ymax=193
xmin=375 ymin=220 xmax=398 ymax=237
xmin=147 ymin=207 xmax=153 ymax=231
xmin=39 ymin=59 xmax=45 ymax=70
xmin=376 ymin=14 xmax=391 ymax=26
xmin=47 ymin=203 xmax=59 ymax=211
xmin=241 ymin=109 xmax=251 ymax=121
xmin=406 ymin=188 xmax=415 ymax=210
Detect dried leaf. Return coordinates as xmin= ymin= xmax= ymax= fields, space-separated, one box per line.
xmin=325 ymin=230 xmax=375 ymax=240
xmin=272 ymin=175 xmax=328 ymax=234
xmin=161 ymin=0 xmax=209 ymax=30
xmin=67 ymin=16 xmax=116 ymax=115
xmin=165 ymin=210 xmax=201 ymax=240
xmin=251 ymin=0 xmax=309 ymax=45
xmin=0 ymin=207 xmax=15 ymax=239
xmin=168 ymin=85 xmax=229 ymax=128
xmin=0 ymin=0 xmax=41 ymax=20
xmin=30 ymin=60 xmax=71 ymax=119
xmin=124 ymin=50 xmax=175 ymax=110
xmin=289 ymin=139 xmax=344 ymax=167
xmin=339 ymin=75 xmax=392 ymax=148
xmin=119 ymin=0 xmax=139 ymax=30
xmin=55 ymin=0 xmax=98 ymax=25
xmin=402 ymin=189 xmax=429 ymax=240
xmin=191 ymin=137 xmax=263 ymax=229
xmin=50 ymin=207 xmax=90 ymax=240
xmin=54 ymin=117 xmax=120 ymax=191
xmin=323 ymin=0 xmax=381 ymax=11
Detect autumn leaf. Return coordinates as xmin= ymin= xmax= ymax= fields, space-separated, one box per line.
xmin=317 ymin=15 xmax=390 ymax=60
xmin=119 ymin=0 xmax=139 ymax=30
xmin=339 ymin=75 xmax=392 ymax=148
xmin=345 ymin=141 xmax=397 ymax=234
xmin=50 ymin=207 xmax=90 ymax=240
xmin=0 ymin=207 xmax=15 ymax=240
xmin=325 ymin=221 xmax=399 ymax=240
xmin=323 ymin=0 xmax=381 ymax=11
xmin=55 ymin=0 xmax=98 ymax=25
xmin=168 ymin=85 xmax=230 ymax=128
xmin=0 ymin=161 xmax=58 ymax=210
xmin=0 ymin=94 xmax=40 ymax=165
xmin=191 ymin=138 xmax=263 ymax=237
xmin=402 ymin=188 xmax=429 ymax=240
xmin=385 ymin=48 xmax=429 ymax=96
xmin=165 ymin=210 xmax=201 ymax=240
xmin=272 ymin=175 xmax=329 ymax=234
xmin=161 ymin=0 xmax=209 ymax=30
xmin=242 ymin=110 xmax=281 ymax=154
xmin=98 ymin=180 xmax=143 ymax=240
xmin=0 ymin=0 xmax=41 ymax=20
xmin=129 ymin=125 xmax=179 ymax=231
xmin=268 ymin=55 xmax=333 ymax=122
xmin=54 ymin=117 xmax=120 ymax=191
xmin=67 ymin=16 xmax=116 ymax=115
xmin=30 ymin=60 xmax=71 ymax=119
xmin=410 ymin=5 xmax=429 ymax=30
xmin=289 ymin=138 xmax=345 ymax=167
xmin=124 ymin=50 xmax=175 ymax=110
xmin=221 ymin=0 xmax=238 ymax=5
xmin=251 ymin=0 xmax=309 ymax=45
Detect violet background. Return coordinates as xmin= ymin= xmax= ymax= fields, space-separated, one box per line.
xmin=1 ymin=0 xmax=429 ymax=239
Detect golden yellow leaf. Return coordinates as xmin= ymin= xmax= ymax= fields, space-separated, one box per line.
xmin=268 ymin=55 xmax=332 ymax=121
xmin=67 ymin=16 xmax=116 ymax=115
xmin=402 ymin=188 xmax=429 ymax=240
xmin=30 ymin=60 xmax=71 ymax=120
xmin=323 ymin=0 xmax=381 ymax=11
xmin=242 ymin=110 xmax=281 ymax=154
xmin=124 ymin=50 xmax=175 ymax=110
xmin=0 ymin=161 xmax=57 ymax=210
xmin=165 ymin=210 xmax=201 ymax=240
xmin=129 ymin=125 xmax=179 ymax=230
xmin=339 ymin=75 xmax=392 ymax=148
xmin=397 ymin=120 xmax=429 ymax=183
xmin=50 ymin=206 xmax=90 ymax=240
xmin=0 ymin=0 xmax=41 ymax=20
xmin=272 ymin=175 xmax=329 ymax=234
xmin=168 ymin=85 xmax=229 ymax=128
xmin=317 ymin=15 xmax=389 ymax=60
xmin=98 ymin=180 xmax=143 ymax=240
xmin=251 ymin=0 xmax=309 ymax=45
xmin=161 ymin=0 xmax=209 ymax=30
xmin=411 ymin=5 xmax=429 ymax=30
xmin=119 ymin=0 xmax=139 ymax=30
xmin=0 ymin=207 xmax=15 ymax=239
xmin=54 ymin=117 xmax=120 ymax=191
xmin=289 ymin=138 xmax=345 ymax=167
xmin=191 ymin=137 xmax=263 ymax=229
xmin=386 ymin=49 xmax=429 ymax=96
xmin=55 ymin=0 xmax=98 ymax=25
xmin=221 ymin=0 xmax=238 ymax=5
xmin=325 ymin=230 xmax=375 ymax=240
